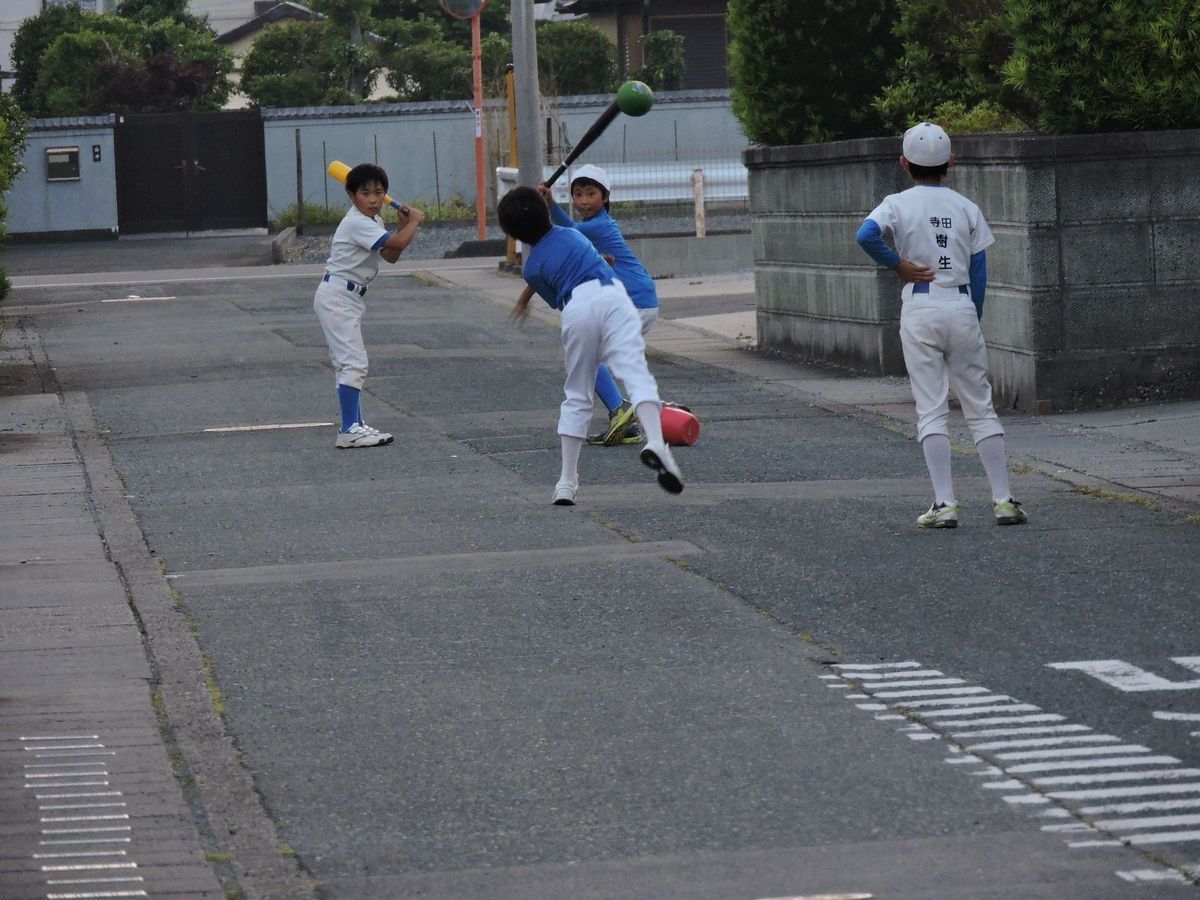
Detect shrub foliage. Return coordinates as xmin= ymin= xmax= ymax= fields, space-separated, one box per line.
xmin=1001 ymin=0 xmax=1200 ymax=133
xmin=728 ymin=0 xmax=899 ymax=144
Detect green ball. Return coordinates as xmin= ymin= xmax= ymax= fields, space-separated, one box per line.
xmin=616 ymin=80 xmax=654 ymax=117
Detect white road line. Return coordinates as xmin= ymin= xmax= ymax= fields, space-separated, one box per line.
xmin=203 ymin=422 xmax=334 ymax=433
xmin=935 ymin=713 xmax=1065 ymax=728
xmin=951 ymin=724 xmax=1091 ymax=739
xmin=1089 ymin=813 xmax=1200 ymax=831
xmin=35 ymin=751 xmax=118 ymax=758
xmin=853 ymin=678 xmax=965 ymax=689
xmin=21 ymin=736 xmax=100 ymax=741
xmin=871 ymin=686 xmax=990 ymax=699
xmin=36 ymin=792 xmax=122 ymax=800
xmin=34 ymin=852 xmax=128 ymax=860
xmin=24 ymin=744 xmax=105 ymax=751
xmin=1048 ymin=783 xmax=1200 ymax=801
xmin=1078 ymin=799 xmax=1200 ymax=816
xmin=41 ymin=815 xmax=130 ymax=823
xmin=994 ymin=745 xmax=1155 ymax=761
xmin=26 ymin=761 xmax=116 ymax=768
xmin=26 ymin=782 xmax=109 ymax=789
xmin=854 ymin=703 xmax=888 ymax=710
xmin=41 ymin=864 xmax=137 ymax=872
xmin=26 ymin=772 xmax=108 ymax=779
xmin=40 ymin=839 xmax=132 ymax=846
xmin=47 ymin=891 xmax=148 ymax=899
xmin=843 ymin=669 xmax=946 ymax=679
xmin=831 ymin=661 xmax=923 ymax=670
xmin=1002 ymin=794 xmax=1050 ymax=804
xmin=1033 ymin=768 xmax=1200 ymax=787
xmin=101 ymin=294 xmax=178 ymax=302
xmin=46 ymin=878 xmax=144 ymax=886
xmin=40 ymin=804 xmax=128 ymax=811
xmin=1154 ymin=711 xmax=1200 ymax=722
xmin=41 ymin=826 xmax=132 ymax=834
xmin=919 ymin=702 xmax=1036 ymax=717
xmin=891 ymin=696 xmax=1015 ymax=710
xmin=967 ymin=735 xmax=1121 ymax=751
xmin=1082 ymin=830 xmax=1200 ymax=846
xmin=1116 ymin=869 xmax=1190 ymax=883
xmin=1048 ymin=659 xmax=1200 ymax=692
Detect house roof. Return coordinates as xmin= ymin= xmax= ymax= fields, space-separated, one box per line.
xmin=215 ymin=1 xmax=320 ymax=45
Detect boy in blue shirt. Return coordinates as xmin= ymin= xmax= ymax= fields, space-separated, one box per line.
xmin=498 ymin=186 xmax=684 ymax=505
xmin=538 ymin=165 xmax=660 ymax=446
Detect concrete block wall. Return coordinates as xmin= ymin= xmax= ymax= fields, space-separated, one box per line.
xmin=745 ymin=129 xmax=1200 ymax=412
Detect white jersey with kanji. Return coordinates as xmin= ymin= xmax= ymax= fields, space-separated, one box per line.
xmin=866 ymin=185 xmax=994 ymax=301
xmin=325 ymin=207 xmax=390 ymax=285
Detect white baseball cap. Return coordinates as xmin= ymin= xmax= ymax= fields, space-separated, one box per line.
xmin=902 ymin=122 xmax=952 ymax=166
xmin=570 ymin=164 xmax=610 ymax=192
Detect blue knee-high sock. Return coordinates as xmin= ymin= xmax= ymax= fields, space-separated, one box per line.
xmin=594 ymin=364 xmax=624 ymax=414
xmin=337 ymin=384 xmax=360 ymax=432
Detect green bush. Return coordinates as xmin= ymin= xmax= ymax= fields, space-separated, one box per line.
xmin=535 ymin=21 xmax=617 ymax=97
xmin=272 ymin=197 xmax=475 ymax=229
xmin=873 ymin=0 xmax=1029 ymax=132
xmin=0 ymin=95 xmax=29 ymax=303
xmin=728 ymin=0 xmax=899 ymax=144
xmin=630 ymin=30 xmax=686 ymax=91
xmin=1001 ymin=0 xmax=1200 ymax=133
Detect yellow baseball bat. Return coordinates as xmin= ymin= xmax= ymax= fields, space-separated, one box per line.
xmin=327 ymin=160 xmax=409 ymax=213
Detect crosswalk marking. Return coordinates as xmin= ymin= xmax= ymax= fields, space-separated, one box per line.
xmin=826 ymin=658 xmax=1200 ymax=885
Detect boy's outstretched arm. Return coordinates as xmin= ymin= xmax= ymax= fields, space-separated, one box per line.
xmin=511 ymin=284 xmax=535 ymax=325
xmin=856 ymin=219 xmax=934 ymax=284
xmin=379 ymin=205 xmax=425 ymax=264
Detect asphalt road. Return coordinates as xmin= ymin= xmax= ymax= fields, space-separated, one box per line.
xmin=8 ymin=262 xmax=1200 ymax=899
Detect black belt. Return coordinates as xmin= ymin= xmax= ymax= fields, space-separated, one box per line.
xmin=913 ymin=283 xmax=968 ymax=295
xmin=323 ymin=273 xmax=367 ymax=296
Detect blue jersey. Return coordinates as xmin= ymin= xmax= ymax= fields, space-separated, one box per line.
xmin=523 ymin=226 xmax=615 ymax=311
xmin=549 ymin=205 xmax=658 ymax=309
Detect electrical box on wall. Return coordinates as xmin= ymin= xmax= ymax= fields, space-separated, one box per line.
xmin=46 ymin=147 xmax=80 ymax=181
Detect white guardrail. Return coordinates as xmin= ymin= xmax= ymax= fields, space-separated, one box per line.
xmin=495 ymin=160 xmax=748 ymax=205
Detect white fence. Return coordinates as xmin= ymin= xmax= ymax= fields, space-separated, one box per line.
xmin=495 ymin=158 xmax=748 ymax=206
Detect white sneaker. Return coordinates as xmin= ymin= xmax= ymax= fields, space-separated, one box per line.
xmin=357 ymin=423 xmax=393 ymax=444
xmin=640 ymin=441 xmax=684 ymax=494
xmin=916 ymin=501 xmax=958 ymax=528
xmin=335 ymin=423 xmax=392 ymax=448
xmin=552 ymin=479 xmax=578 ymax=506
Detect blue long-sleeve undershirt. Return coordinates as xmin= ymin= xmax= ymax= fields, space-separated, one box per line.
xmin=855 ymin=219 xmax=900 ymax=269
xmin=856 ymin=219 xmax=989 ymax=319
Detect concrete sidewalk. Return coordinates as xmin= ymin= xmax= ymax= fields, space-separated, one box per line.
xmin=3 ymin=251 xmax=1199 ymax=898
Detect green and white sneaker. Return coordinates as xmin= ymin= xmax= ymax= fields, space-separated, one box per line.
xmin=917 ymin=501 xmax=958 ymax=529
xmin=994 ymin=497 xmax=1028 ymax=525
xmin=586 ymin=401 xmax=638 ymax=446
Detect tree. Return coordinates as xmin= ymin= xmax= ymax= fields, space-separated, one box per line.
xmin=34 ymin=17 xmax=232 ymax=115
xmin=0 ymin=96 xmax=29 ymax=300
xmin=1001 ymin=0 xmax=1200 ymax=133
xmin=374 ymin=16 xmax=472 ymax=101
xmin=241 ymin=22 xmax=345 ymax=107
xmin=873 ymin=0 xmax=1028 ymax=132
xmin=630 ymin=30 xmax=686 ymax=92
xmin=114 ymin=0 xmax=211 ymax=31
xmin=312 ymin=0 xmax=379 ymax=100
xmin=10 ymin=4 xmax=88 ymax=115
xmin=13 ymin=5 xmax=231 ymax=117
xmin=728 ymin=0 xmax=898 ymax=145
xmin=535 ymin=21 xmax=617 ymax=97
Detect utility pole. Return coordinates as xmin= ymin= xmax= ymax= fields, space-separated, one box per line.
xmin=510 ymin=0 xmax=542 ymax=188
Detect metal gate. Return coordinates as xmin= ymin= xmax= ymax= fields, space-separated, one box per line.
xmin=115 ymin=109 xmax=267 ymax=234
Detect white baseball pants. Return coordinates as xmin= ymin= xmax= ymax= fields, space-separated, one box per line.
xmin=313 ymin=281 xmax=368 ymax=390
xmin=899 ymin=294 xmax=1003 ymax=444
xmin=558 ymin=279 xmax=661 ymax=438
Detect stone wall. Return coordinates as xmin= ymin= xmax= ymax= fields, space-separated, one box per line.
xmin=745 ymin=130 xmax=1200 ymax=411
